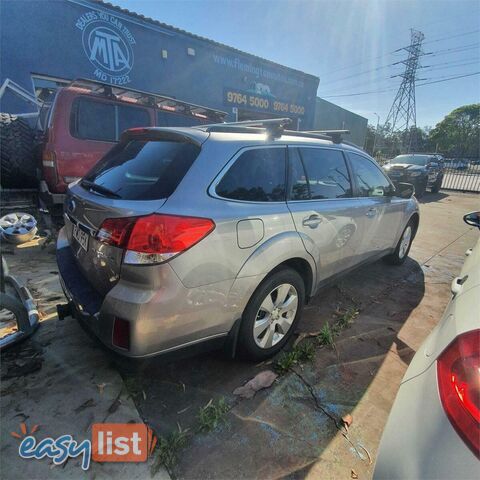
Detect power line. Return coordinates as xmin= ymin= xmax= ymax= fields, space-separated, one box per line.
xmin=322 ymin=52 xmax=396 ymax=76
xmin=320 ymin=62 xmax=395 ymax=86
xmin=321 ymin=71 xmax=480 ymax=98
xmin=421 ymin=57 xmax=479 ymax=69
xmin=319 ymin=57 xmax=479 ymax=95
xmin=417 ymin=71 xmax=480 ymax=86
xmin=322 ymin=40 xmax=479 ymax=82
xmin=422 ymin=29 xmax=480 ymax=45
xmin=426 ymin=42 xmax=480 ymax=57
xmin=420 ymin=60 xmax=479 ymax=73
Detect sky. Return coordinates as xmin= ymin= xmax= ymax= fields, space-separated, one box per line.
xmin=112 ymin=0 xmax=479 ymax=128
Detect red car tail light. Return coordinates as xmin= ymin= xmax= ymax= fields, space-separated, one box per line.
xmin=97 ymin=214 xmax=215 ymax=264
xmin=42 ymin=150 xmax=56 ymax=168
xmin=112 ymin=317 xmax=130 ymax=350
xmin=437 ymin=329 xmax=480 ymax=458
xmin=97 ymin=217 xmax=136 ymax=248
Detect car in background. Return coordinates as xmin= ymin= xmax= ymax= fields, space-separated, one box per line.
xmin=383 ymin=153 xmax=444 ymax=197
xmin=374 ymin=211 xmax=480 ymax=479
xmin=56 ymin=119 xmax=420 ymax=361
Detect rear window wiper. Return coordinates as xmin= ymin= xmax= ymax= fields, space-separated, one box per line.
xmin=81 ymin=180 xmax=121 ymax=199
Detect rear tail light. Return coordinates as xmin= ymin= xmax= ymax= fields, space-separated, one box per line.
xmin=97 ymin=217 xmax=136 ymax=248
xmin=97 ymin=214 xmax=215 ymax=264
xmin=437 ymin=329 xmax=480 ymax=458
xmin=42 ymin=151 xmax=56 ymax=168
xmin=112 ymin=317 xmax=130 ymax=350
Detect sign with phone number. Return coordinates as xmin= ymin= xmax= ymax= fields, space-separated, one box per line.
xmin=224 ymin=88 xmax=305 ymax=116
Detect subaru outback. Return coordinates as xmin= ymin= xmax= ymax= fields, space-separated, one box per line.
xmin=56 ymin=119 xmax=419 ymax=361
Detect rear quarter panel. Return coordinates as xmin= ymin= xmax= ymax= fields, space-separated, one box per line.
xmin=161 ymin=138 xmax=315 ymax=314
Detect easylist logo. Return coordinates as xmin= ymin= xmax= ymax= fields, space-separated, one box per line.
xmin=13 ymin=422 xmax=156 ymax=470
xmin=76 ymin=10 xmax=136 ymax=85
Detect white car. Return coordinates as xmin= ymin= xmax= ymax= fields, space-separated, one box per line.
xmin=374 ymin=211 xmax=480 ymax=479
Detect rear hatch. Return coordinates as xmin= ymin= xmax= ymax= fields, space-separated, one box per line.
xmin=64 ymin=129 xmax=205 ymax=296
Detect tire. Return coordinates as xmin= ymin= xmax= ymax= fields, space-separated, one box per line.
xmin=383 ymin=219 xmax=415 ymax=265
xmin=431 ymin=175 xmax=443 ymax=193
xmin=0 ymin=113 xmax=37 ymax=188
xmin=237 ymin=267 xmax=305 ymax=361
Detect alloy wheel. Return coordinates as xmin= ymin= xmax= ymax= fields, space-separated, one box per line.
xmin=253 ymin=283 xmax=298 ymax=349
xmin=399 ymin=226 xmax=412 ymax=259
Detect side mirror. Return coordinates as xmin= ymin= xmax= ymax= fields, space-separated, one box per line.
xmin=428 ymin=162 xmax=439 ymax=168
xmin=463 ymin=211 xmax=480 ymax=229
xmin=394 ymin=182 xmax=414 ymax=199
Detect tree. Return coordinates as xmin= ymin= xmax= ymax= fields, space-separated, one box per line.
xmin=429 ymin=104 xmax=480 ymax=157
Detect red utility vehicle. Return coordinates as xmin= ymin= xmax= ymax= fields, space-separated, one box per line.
xmin=0 ymin=79 xmax=226 ymax=206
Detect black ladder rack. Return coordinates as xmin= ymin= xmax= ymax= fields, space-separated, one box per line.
xmin=199 ymin=118 xmax=351 ymax=143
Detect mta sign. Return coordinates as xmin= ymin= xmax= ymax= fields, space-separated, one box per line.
xmin=76 ymin=11 xmax=135 ymax=85
xmin=88 ymin=27 xmax=131 ymax=73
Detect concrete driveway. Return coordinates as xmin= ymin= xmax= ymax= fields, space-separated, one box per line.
xmin=1 ymin=191 xmax=478 ymax=479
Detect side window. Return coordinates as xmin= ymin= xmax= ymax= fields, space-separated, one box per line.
xmin=216 ymin=148 xmax=286 ymax=202
xmin=288 ymin=148 xmax=310 ymax=200
xmin=72 ymin=98 xmax=115 ymax=142
xmin=118 ymin=105 xmax=150 ymax=134
xmin=348 ymin=152 xmax=391 ymax=197
xmin=290 ymin=148 xmax=352 ymax=200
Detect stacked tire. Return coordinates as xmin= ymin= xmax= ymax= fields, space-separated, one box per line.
xmin=0 ymin=113 xmax=38 ymax=188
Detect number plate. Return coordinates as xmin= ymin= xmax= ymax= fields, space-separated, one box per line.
xmin=73 ymin=224 xmax=89 ymax=252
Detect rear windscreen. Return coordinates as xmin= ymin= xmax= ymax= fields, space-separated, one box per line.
xmin=83 ymin=139 xmax=200 ymax=200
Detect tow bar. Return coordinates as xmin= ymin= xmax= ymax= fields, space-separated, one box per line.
xmin=56 ymin=302 xmax=73 ymax=320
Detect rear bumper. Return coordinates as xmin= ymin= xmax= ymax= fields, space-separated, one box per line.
xmin=39 ymin=180 xmax=66 ymax=205
xmin=56 ymin=227 xmax=235 ymax=358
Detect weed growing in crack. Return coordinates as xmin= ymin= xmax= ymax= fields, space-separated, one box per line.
xmin=274 ymin=341 xmax=316 ymax=374
xmin=197 ymin=397 xmax=230 ymax=432
xmin=274 ymin=350 xmax=298 ymax=374
xmin=295 ymin=340 xmax=315 ymax=362
xmin=336 ymin=307 xmax=359 ymax=331
xmin=151 ymin=425 xmax=189 ymax=474
xmin=318 ymin=323 xmax=335 ymax=347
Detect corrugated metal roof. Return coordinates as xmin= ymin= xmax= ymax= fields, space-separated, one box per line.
xmin=92 ymin=0 xmax=319 ymax=82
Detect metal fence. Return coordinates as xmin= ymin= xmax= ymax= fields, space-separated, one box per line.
xmin=441 ymin=158 xmax=480 ymax=193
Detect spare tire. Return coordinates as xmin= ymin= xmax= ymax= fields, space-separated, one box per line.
xmin=0 ymin=113 xmax=38 ymax=188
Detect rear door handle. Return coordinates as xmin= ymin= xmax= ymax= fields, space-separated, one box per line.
xmin=451 ymin=275 xmax=468 ymax=296
xmin=365 ymin=208 xmax=377 ymax=218
xmin=302 ymin=214 xmax=322 ymax=228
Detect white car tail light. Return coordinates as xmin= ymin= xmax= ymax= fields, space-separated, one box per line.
xmin=437 ymin=329 xmax=479 ymax=458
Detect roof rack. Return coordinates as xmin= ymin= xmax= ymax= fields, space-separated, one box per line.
xmin=202 ymin=118 xmax=293 ymax=139
xmin=304 ymin=129 xmax=350 ymax=143
xmin=69 ymin=78 xmax=227 ymax=122
xmin=201 ymin=118 xmax=350 ymax=143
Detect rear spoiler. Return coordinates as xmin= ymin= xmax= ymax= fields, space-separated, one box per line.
xmin=119 ymin=127 xmax=209 ymax=146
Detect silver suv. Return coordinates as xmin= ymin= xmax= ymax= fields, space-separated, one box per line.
xmin=56 ymin=119 xmax=419 ymax=360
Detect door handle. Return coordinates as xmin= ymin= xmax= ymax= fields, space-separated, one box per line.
xmin=365 ymin=208 xmax=377 ymax=218
xmin=451 ymin=275 xmax=468 ymax=296
xmin=302 ymin=214 xmax=322 ymax=228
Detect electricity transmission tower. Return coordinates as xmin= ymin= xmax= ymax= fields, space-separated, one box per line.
xmin=383 ymin=29 xmax=425 ymax=154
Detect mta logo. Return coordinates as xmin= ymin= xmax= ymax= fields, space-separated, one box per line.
xmin=87 ymin=27 xmax=131 ymax=73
